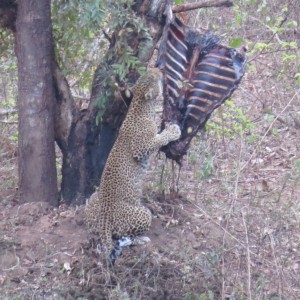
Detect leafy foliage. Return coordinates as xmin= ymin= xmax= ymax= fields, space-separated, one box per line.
xmin=206 ymin=100 xmax=255 ymax=141
xmin=0 ymin=28 xmax=17 ymax=109
xmin=234 ymin=1 xmax=299 ymax=85
xmin=229 ymin=37 xmax=244 ymax=48
xmin=52 ymin=0 xmax=151 ymax=121
xmin=52 ymin=0 xmax=107 ymax=95
xmin=0 ymin=28 xmax=14 ymax=56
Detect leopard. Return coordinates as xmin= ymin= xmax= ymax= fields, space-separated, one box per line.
xmin=85 ymin=68 xmax=181 ymax=264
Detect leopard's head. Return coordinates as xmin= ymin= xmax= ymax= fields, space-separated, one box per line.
xmin=132 ymin=68 xmax=163 ymax=102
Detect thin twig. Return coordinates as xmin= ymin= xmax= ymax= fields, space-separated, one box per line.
xmin=247 ymin=14 xmax=289 ymax=64
xmin=268 ymin=231 xmax=283 ymax=298
xmin=172 ymin=0 xmax=233 ymax=13
xmin=102 ymin=29 xmax=112 ymax=44
xmin=221 ymin=217 xmax=229 ymax=300
xmin=242 ymin=211 xmax=252 ymax=300
xmin=186 ymin=198 xmax=273 ymax=263
xmin=159 ymin=161 xmax=166 ymax=194
xmin=3 ymin=255 xmax=20 ymax=271
xmin=240 ymin=91 xmax=299 ymax=171
xmin=249 ymin=16 xmax=286 ymax=44
xmin=0 ymin=120 xmax=18 ymax=124
xmin=176 ymin=163 xmax=181 ymax=193
xmin=231 ymin=127 xmax=244 ymax=212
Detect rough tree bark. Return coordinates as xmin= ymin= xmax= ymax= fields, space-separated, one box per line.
xmin=0 ymin=0 xmax=233 ymax=205
xmin=15 ymin=0 xmax=58 ymax=205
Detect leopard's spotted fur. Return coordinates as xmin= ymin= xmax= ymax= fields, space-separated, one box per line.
xmin=85 ymin=68 xmax=181 ymax=260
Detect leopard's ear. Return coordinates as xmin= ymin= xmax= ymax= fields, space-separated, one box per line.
xmin=145 ymin=88 xmax=154 ymax=101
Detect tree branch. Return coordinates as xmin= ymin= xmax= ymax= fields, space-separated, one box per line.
xmin=0 ymin=107 xmax=17 ymax=116
xmin=172 ymin=0 xmax=233 ymax=13
xmin=52 ymin=62 xmax=79 ymax=151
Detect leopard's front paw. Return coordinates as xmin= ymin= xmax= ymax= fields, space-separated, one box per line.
xmin=165 ymin=123 xmax=181 ymax=142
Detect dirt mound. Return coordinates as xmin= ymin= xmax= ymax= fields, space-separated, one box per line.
xmin=0 ymin=197 xmax=223 ymax=299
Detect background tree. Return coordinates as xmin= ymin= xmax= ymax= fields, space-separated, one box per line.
xmin=13 ymin=0 xmax=58 ymax=205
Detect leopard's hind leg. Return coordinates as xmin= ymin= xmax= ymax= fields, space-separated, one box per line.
xmin=113 ymin=203 xmax=152 ymax=237
xmin=108 ymin=204 xmax=152 ymax=264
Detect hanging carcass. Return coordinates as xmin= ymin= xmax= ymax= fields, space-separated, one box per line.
xmin=156 ymin=17 xmax=247 ymax=163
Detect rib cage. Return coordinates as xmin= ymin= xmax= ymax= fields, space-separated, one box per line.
xmin=164 ymin=19 xmax=188 ymax=106
xmin=156 ymin=17 xmax=247 ymax=162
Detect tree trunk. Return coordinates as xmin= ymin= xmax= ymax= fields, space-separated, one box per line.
xmin=15 ymin=0 xmax=58 ymax=205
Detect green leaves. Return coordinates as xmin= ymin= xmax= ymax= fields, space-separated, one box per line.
xmin=52 ymin=0 xmax=107 ymax=94
xmin=51 ymin=0 xmax=150 ymax=112
xmin=206 ymin=99 xmax=255 ymax=141
xmin=229 ymin=38 xmax=244 ymax=48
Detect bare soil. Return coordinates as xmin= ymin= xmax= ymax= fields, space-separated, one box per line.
xmin=0 ymin=190 xmax=226 ymax=300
